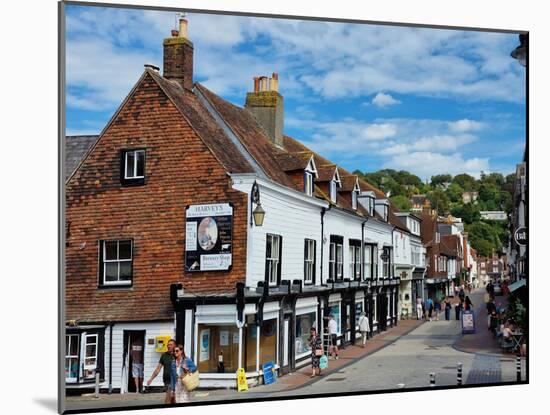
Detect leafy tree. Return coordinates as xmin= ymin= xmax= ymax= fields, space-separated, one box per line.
xmin=451 ymin=203 xmax=480 ymax=224
xmin=472 ymin=238 xmax=494 ymax=257
xmin=390 ymin=195 xmax=412 ymax=211
xmin=446 ymin=182 xmax=464 ymax=203
xmin=466 ymin=221 xmax=502 ymax=254
xmin=427 ymin=189 xmax=450 ymax=214
xmin=452 ymin=173 xmax=477 ymax=191
xmin=478 ymin=182 xmax=500 ymax=205
xmin=430 ymin=174 xmax=452 ymax=188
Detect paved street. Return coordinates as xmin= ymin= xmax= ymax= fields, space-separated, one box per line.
xmin=66 ymin=290 xmax=526 ymax=412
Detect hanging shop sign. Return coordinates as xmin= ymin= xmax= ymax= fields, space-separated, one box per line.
xmin=514 ymin=227 xmax=527 ymax=246
xmin=185 ymin=203 xmax=233 ymax=271
xmin=461 ymin=310 xmax=476 ymax=334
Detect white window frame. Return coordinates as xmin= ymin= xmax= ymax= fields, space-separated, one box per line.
xmin=102 ymin=240 xmax=133 ymax=286
xmin=304 ymin=239 xmax=315 ymax=284
xmin=352 ymin=190 xmax=358 ymax=210
xmin=266 ymin=234 xmax=281 ymax=286
xmin=65 ymin=334 xmax=79 ymax=383
xmin=372 ymin=245 xmax=379 ymax=279
xmin=329 ymin=242 xmax=336 ymax=279
xmin=382 ymin=247 xmax=392 ymax=278
xmin=364 ymin=245 xmax=372 ymax=280
xmin=435 ymin=232 xmax=441 ymax=244
xmin=304 ymin=171 xmax=313 ymax=196
xmin=82 ymin=334 xmax=98 ymax=379
xmin=336 ymin=244 xmax=343 ymax=279
xmin=124 ymin=149 xmax=145 ymax=179
xmin=330 ymin=180 xmax=337 ymax=203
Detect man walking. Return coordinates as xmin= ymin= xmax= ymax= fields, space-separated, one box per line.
xmin=358 ymin=312 xmax=370 ymax=348
xmin=328 ymin=314 xmax=339 ymax=360
xmin=425 ymin=297 xmax=434 ymax=322
xmin=147 ymin=339 xmax=176 ymax=404
xmin=130 ymin=336 xmax=144 ymax=393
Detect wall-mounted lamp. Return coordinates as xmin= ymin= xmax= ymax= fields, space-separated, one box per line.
xmin=250 ymin=180 xmax=266 ymax=226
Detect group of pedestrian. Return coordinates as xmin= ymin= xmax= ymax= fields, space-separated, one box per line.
xmin=146 ymin=339 xmax=196 ymax=404
xmin=415 ymin=286 xmax=474 ymax=323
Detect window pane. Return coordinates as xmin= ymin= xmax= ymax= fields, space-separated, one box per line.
xmin=329 ymin=243 xmax=335 ymax=261
xmin=273 ymin=236 xmax=280 ymax=257
xmin=119 ymin=261 xmax=132 ymax=281
xmin=337 ymin=245 xmax=342 ymax=262
xmin=105 ymin=241 xmax=118 ymax=260
xmin=69 ymin=335 xmax=78 ymax=356
xmin=85 ymin=344 xmax=97 ymax=358
xmin=105 ymin=262 xmax=118 ymax=281
xmin=266 ymin=236 xmax=272 ymax=258
xmin=118 ymin=240 xmax=132 ymax=259
xmin=136 ymin=151 xmax=145 ymax=177
xmin=126 ymin=152 xmax=135 ymax=178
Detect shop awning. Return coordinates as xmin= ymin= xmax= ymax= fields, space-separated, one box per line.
xmin=509 ymin=279 xmax=527 ymax=293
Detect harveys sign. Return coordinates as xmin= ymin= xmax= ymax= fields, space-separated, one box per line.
xmin=185 ymin=203 xmax=233 ymax=271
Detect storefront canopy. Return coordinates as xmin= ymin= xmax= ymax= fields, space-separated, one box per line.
xmin=508 ymin=279 xmax=527 ymax=293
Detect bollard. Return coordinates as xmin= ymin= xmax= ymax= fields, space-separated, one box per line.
xmin=95 ymin=372 xmax=100 ymax=398
xmin=516 ymin=355 xmax=521 ymax=382
xmin=457 ymin=362 xmax=463 ymax=386
xmin=429 ymin=372 xmax=436 ymax=387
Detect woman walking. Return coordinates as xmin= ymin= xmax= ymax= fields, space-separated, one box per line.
xmin=444 ymin=298 xmax=452 ymax=321
xmin=171 ymin=345 xmax=191 ymax=403
xmin=434 ymin=299 xmax=441 ymax=321
xmin=358 ymin=312 xmax=370 ymax=348
xmin=309 ymin=327 xmax=323 ymax=378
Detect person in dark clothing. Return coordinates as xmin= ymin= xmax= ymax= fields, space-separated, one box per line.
xmin=464 ymin=296 xmax=473 ymax=311
xmin=444 ymin=298 xmax=452 ymax=320
xmin=455 ymin=299 xmax=462 ymax=320
xmin=458 ymin=288 xmax=465 ymax=303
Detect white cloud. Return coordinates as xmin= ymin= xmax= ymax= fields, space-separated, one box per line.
xmin=363 ymin=123 xmax=397 ymax=140
xmin=372 ymin=92 xmax=401 ymax=107
xmin=448 ymin=118 xmax=485 ymax=132
xmin=384 ymin=152 xmax=489 ymax=178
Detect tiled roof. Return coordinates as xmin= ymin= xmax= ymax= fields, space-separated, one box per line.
xmin=275 ymin=151 xmax=312 ymax=172
xmin=65 ymin=135 xmax=99 ymax=179
xmin=147 ymin=70 xmax=254 ymax=175
xmin=316 ymin=165 xmax=338 ymax=182
xmin=194 ymin=82 xmax=299 ymax=190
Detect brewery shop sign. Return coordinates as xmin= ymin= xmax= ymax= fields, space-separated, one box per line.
xmin=185 ymin=203 xmax=233 ymax=271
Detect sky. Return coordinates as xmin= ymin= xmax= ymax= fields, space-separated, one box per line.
xmin=65 ymin=5 xmax=526 ymax=180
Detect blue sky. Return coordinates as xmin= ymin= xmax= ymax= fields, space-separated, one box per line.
xmin=65 ymin=5 xmax=526 ymax=179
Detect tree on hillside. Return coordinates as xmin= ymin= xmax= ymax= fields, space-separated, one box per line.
xmin=478 ymin=182 xmax=501 ymax=210
xmin=390 ymin=195 xmax=412 ymax=211
xmin=430 ymin=174 xmax=452 ymax=188
xmin=446 ymin=182 xmax=464 ymax=203
xmin=451 ymin=203 xmax=481 ymax=224
xmin=466 ymin=221 xmax=502 ymax=255
xmin=452 ymin=173 xmax=477 ymax=191
xmin=427 ymin=189 xmax=450 ymax=214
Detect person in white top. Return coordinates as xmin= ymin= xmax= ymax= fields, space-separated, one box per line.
xmin=416 ymin=297 xmax=423 ymax=320
xmin=327 ymin=314 xmax=339 ymax=360
xmin=357 ymin=312 xmax=370 ymax=348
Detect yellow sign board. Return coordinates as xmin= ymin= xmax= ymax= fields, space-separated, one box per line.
xmin=237 ymin=368 xmax=248 ymax=392
xmin=155 ymin=336 xmax=171 ymax=353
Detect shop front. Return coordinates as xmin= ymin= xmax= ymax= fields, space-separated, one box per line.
xmin=294 ymin=297 xmax=318 ymax=367
xmin=65 ymin=325 xmax=105 ymax=387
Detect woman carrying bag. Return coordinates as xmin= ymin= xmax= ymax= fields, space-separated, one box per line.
xmin=309 ymin=327 xmax=323 ymax=378
xmin=171 ymin=345 xmax=198 ymax=403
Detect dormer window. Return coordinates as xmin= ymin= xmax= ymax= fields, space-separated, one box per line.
xmin=375 ymin=199 xmax=389 ymax=221
xmin=329 ymin=168 xmax=341 ymax=203
xmin=330 ymin=180 xmax=337 ymax=202
xmin=304 ymin=156 xmax=317 ymax=197
xmin=351 ymin=179 xmax=360 ymax=210
xmin=304 ymin=171 xmax=313 ymax=196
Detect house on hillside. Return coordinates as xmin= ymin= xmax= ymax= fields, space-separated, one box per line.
xmin=65 ymin=18 xmax=411 ymax=392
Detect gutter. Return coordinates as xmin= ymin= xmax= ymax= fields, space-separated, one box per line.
xmin=108 ymin=321 xmax=113 ymax=394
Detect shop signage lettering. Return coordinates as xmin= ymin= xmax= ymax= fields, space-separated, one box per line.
xmin=185 ymin=203 xmax=233 ymax=272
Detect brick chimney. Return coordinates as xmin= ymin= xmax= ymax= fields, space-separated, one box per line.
xmin=163 ymin=18 xmax=194 ymax=91
xmin=245 ymin=73 xmax=284 ymax=147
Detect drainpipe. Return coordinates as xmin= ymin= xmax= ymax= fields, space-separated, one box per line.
xmin=320 ymin=205 xmax=332 ymax=286
xmin=108 ymin=321 xmax=113 ymax=394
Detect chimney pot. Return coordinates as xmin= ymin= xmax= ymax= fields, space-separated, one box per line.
xmin=179 ymin=18 xmax=188 ymax=38
xmin=272 ymin=72 xmax=278 ymax=80
xmin=253 ymin=76 xmax=260 ymax=92
xmin=171 ymin=29 xmax=179 ymax=37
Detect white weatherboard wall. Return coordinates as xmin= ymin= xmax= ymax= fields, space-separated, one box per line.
xmin=231 ymin=176 xmax=327 ymax=287
xmin=364 ymin=219 xmax=394 ymax=280
xmin=394 ymin=229 xmax=411 ymax=267
xmin=104 ymin=321 xmax=175 ymax=391
xmin=323 ymin=208 xmax=363 ymax=280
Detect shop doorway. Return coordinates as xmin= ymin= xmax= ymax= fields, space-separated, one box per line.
xmin=378 ymin=293 xmax=388 ymax=331
xmin=122 ymin=330 xmax=145 ymax=394
xmin=281 ymin=314 xmax=292 ymax=374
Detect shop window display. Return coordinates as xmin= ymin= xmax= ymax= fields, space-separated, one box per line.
xmin=197 ymin=324 xmax=240 ymax=373
xmin=295 ymin=312 xmax=317 ymax=358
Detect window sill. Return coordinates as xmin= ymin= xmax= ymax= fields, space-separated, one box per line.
xmin=97 ymin=284 xmax=133 ymax=291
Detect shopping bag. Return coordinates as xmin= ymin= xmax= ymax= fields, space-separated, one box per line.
xmin=181 ymin=370 xmax=200 ymax=391
xmin=319 ymin=355 xmax=328 ymax=370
